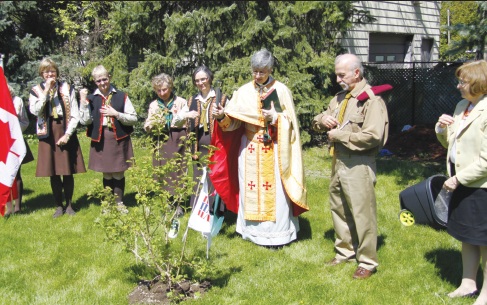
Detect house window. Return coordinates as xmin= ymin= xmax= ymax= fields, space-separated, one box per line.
xmin=369 ymin=33 xmax=414 ymax=63
xmin=421 ymin=38 xmax=434 ymax=62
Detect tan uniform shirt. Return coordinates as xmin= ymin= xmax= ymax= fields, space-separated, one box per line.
xmin=312 ymin=78 xmax=389 ymax=155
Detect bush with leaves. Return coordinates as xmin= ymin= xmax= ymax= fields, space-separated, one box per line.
xmin=90 ymin=113 xmax=214 ymax=291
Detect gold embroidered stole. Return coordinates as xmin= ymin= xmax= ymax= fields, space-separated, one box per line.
xmin=243 ymin=125 xmax=276 ymax=221
xmin=242 ymin=80 xmax=278 ymax=222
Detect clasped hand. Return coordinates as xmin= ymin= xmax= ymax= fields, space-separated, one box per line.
xmin=321 ymin=115 xmax=340 ymax=142
xmin=100 ymin=105 xmax=119 ymax=117
xmin=56 ymin=134 xmax=69 ymax=147
xmin=443 ymin=176 xmax=459 ymax=192
xmin=212 ymin=104 xmax=225 ymax=120
xmin=186 ymin=110 xmax=199 ymax=119
xmin=438 ymin=114 xmax=454 ymax=128
xmin=262 ymin=101 xmax=277 ymax=122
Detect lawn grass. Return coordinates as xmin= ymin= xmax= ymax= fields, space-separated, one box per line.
xmin=0 ymin=138 xmax=477 ymax=305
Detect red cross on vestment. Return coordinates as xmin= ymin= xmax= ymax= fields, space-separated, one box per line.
xmin=262 ymin=146 xmax=271 ymax=153
xmin=248 ymin=181 xmax=256 ymax=190
xmin=262 ymin=181 xmax=272 ymax=190
xmin=248 ymin=144 xmax=255 ymax=153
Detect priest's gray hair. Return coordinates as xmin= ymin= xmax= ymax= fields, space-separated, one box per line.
xmin=251 ymin=48 xmax=274 ymax=70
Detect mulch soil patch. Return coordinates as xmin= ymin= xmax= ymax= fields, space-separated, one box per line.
xmin=128 ymin=279 xmax=211 ymax=304
xmin=383 ymin=125 xmax=447 ymax=161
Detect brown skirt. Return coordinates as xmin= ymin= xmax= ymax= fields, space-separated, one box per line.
xmin=36 ymin=118 xmax=86 ymax=177
xmin=152 ymin=128 xmax=187 ymax=195
xmin=88 ymin=127 xmax=134 ymax=173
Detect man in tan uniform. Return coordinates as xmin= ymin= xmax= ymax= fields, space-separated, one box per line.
xmin=312 ymin=53 xmax=389 ymax=279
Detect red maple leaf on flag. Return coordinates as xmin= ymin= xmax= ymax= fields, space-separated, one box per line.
xmin=0 ymin=119 xmax=17 ymax=164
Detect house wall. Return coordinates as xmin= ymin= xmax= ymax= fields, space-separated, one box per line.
xmin=342 ymin=1 xmax=441 ymax=63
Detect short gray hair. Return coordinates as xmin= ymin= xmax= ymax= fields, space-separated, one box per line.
xmin=92 ymin=65 xmax=109 ymax=79
xmin=151 ymin=73 xmax=174 ymax=90
xmin=251 ymin=48 xmax=274 ymax=70
xmin=335 ymin=54 xmax=364 ymax=77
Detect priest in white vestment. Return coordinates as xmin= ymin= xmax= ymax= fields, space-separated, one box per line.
xmin=210 ymin=49 xmax=308 ymax=247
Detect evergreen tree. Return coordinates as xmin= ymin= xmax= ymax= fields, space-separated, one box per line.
xmin=1 ymin=1 xmax=376 ymax=137
xmin=440 ymin=1 xmax=486 ymax=61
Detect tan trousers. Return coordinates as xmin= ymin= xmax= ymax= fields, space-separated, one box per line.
xmin=329 ymin=153 xmax=379 ymax=270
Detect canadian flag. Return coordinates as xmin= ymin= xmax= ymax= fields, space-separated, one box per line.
xmin=0 ymin=67 xmax=26 ymax=216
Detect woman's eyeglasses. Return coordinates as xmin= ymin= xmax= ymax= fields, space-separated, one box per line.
xmin=195 ymin=77 xmax=208 ymax=84
xmin=458 ymin=79 xmax=468 ymax=87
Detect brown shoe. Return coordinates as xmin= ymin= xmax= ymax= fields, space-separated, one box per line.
xmin=65 ymin=206 xmax=76 ymax=216
xmin=353 ymin=266 xmax=375 ymax=279
xmin=326 ymin=258 xmax=348 ymax=266
xmin=53 ymin=206 xmax=64 ymax=218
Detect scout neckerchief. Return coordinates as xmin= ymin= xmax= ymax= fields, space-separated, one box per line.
xmin=48 ymin=87 xmax=58 ymax=119
xmin=200 ymin=96 xmax=211 ymax=132
xmin=157 ymin=93 xmax=175 ymax=130
xmin=102 ymin=91 xmax=114 ymax=128
xmin=330 ymin=92 xmax=352 ymax=156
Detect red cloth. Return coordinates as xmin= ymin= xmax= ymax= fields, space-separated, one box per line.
xmin=208 ymin=122 xmax=244 ymax=214
xmin=357 ymin=84 xmax=393 ymax=101
xmin=0 ymin=67 xmax=25 ymax=216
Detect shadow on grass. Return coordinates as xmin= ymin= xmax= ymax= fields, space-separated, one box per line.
xmin=323 ymin=228 xmax=386 ymax=250
xmin=218 ymin=210 xmax=238 ymax=238
xmin=297 ymin=217 xmax=312 ymax=241
xmin=377 ymin=158 xmax=445 ymax=186
xmin=425 ymin=248 xmax=484 ymax=287
xmin=24 ymin=187 xmax=139 ymax=214
xmin=23 ymin=192 xmax=55 ymax=213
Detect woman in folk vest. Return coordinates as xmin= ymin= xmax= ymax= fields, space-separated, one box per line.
xmin=79 ymin=65 xmax=137 ymax=213
xmin=187 ymin=66 xmax=227 ymax=213
xmin=144 ymin=73 xmax=197 ymax=238
xmin=29 ymin=58 xmax=86 ymax=218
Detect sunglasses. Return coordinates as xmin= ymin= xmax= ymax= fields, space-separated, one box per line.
xmin=95 ymin=78 xmax=109 ymax=84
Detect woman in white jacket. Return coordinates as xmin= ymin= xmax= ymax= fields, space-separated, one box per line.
xmin=436 ymin=60 xmax=487 ymax=304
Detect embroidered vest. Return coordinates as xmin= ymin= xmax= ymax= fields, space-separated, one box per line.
xmin=187 ymin=88 xmax=226 ymax=154
xmin=31 ymin=82 xmax=72 ymax=139
xmin=86 ymin=90 xmax=134 ymax=142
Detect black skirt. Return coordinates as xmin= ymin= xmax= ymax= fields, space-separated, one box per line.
xmin=447 ymin=185 xmax=487 ymax=246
